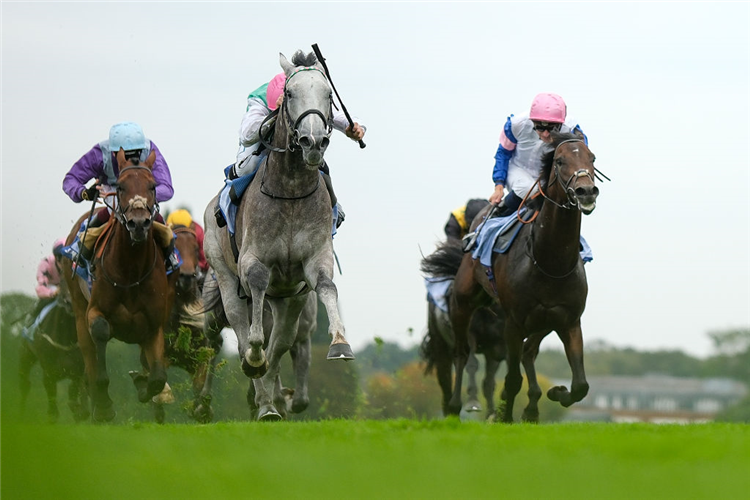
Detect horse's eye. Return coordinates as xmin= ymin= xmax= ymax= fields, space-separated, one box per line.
xmin=286 ymin=90 xmax=292 ymax=98
xmin=592 ymin=156 xmax=597 ymax=163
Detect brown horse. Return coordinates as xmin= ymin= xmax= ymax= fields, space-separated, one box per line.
xmin=450 ymin=131 xmax=599 ymax=422
xmin=420 ymin=240 xmax=506 ymax=420
xmin=19 ymin=254 xmax=89 ymax=422
xmin=63 ymin=149 xmax=177 ymax=422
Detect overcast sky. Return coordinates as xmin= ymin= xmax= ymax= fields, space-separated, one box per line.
xmin=2 ymin=2 xmax=748 ymax=358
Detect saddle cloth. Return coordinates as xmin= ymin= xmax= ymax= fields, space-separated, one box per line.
xmin=424 ymin=277 xmax=452 ymax=313
xmin=472 ymin=209 xmax=593 ymax=267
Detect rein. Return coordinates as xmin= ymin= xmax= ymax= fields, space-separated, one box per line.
xmin=258 ymin=156 xmax=321 ymax=200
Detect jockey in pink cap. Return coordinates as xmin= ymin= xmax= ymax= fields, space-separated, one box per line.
xmin=489 ymin=93 xmax=588 ymax=216
xmin=226 ymin=51 xmax=367 ymax=230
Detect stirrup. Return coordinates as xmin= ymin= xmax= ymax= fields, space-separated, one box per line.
xmin=214 ymin=205 xmax=227 ymax=228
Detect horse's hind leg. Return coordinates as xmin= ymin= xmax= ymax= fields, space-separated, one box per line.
xmin=483 ymin=356 xmax=501 ymax=422
xmin=464 ymin=351 xmax=482 ymax=413
xmin=500 ymin=322 xmax=525 ymax=423
xmin=68 ymin=376 xmax=90 ymax=422
xmin=548 ymin=322 xmax=589 ymax=407
xmin=289 ymin=335 xmax=311 ymax=413
xmin=18 ymin=342 xmax=36 ymax=418
xmin=315 ymin=272 xmax=354 ymax=360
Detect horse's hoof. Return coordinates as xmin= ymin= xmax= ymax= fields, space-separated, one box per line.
xmin=151 ymin=382 xmax=175 ymax=404
xmin=464 ymin=400 xmax=482 ymax=413
xmin=327 ymin=342 xmax=355 ymax=361
xmin=257 ymin=404 xmax=283 ymax=422
xmin=193 ymin=404 xmax=214 ymax=424
xmin=292 ymin=396 xmax=309 ymax=414
xmin=242 ymin=358 xmax=268 ymax=378
xmin=547 ymin=385 xmax=568 ymax=403
xmin=93 ymin=403 xmax=116 ymax=422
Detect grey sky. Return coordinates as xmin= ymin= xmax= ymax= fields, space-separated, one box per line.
xmin=2 ymin=2 xmax=748 ymax=358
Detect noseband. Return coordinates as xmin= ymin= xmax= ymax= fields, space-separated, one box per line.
xmin=112 ymin=165 xmax=159 ymax=225
xmin=259 ymin=67 xmax=334 ymax=154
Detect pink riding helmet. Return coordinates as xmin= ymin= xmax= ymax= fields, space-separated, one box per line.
xmin=266 ymin=73 xmax=286 ymax=111
xmin=529 ymin=93 xmax=567 ymax=123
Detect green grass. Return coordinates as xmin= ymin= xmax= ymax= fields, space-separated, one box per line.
xmin=2 ymin=420 xmax=749 ymax=500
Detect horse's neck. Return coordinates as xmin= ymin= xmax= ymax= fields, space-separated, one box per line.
xmin=531 ymin=190 xmax=582 ymax=270
xmin=108 ymin=223 xmax=156 ymax=270
xmin=262 ymin=118 xmax=319 ymax=197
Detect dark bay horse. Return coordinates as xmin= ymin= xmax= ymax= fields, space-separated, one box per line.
xmin=19 ymin=255 xmax=89 ymax=422
xmin=450 ymin=131 xmax=599 ymax=422
xmin=203 ymin=51 xmax=353 ymax=421
xmin=63 ymin=149 xmax=177 ymax=421
xmin=421 ymin=240 xmax=506 ymax=420
xmin=132 ymin=224 xmax=219 ymax=423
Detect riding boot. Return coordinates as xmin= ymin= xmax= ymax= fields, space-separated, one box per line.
xmin=495 ymin=192 xmax=522 ymax=218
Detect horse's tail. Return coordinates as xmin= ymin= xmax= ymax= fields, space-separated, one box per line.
xmin=200 ymin=277 xmax=223 ymax=316
xmin=420 ymin=238 xmax=464 ymax=278
xmin=419 ymin=329 xmax=437 ymax=375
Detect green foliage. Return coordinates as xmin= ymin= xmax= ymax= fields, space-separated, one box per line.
xmin=354 ymin=340 xmax=421 ymax=382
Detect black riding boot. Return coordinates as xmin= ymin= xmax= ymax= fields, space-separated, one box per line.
xmin=163 ymin=239 xmax=179 ymax=273
xmin=495 ymin=192 xmax=522 ymax=218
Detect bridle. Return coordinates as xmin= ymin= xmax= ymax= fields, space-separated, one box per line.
xmin=112 ymin=165 xmax=159 ymax=226
xmin=259 ymin=67 xmax=334 ymax=154
xmin=538 ymin=139 xmax=597 ymax=211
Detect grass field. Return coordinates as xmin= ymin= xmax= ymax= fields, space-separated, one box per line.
xmin=2 ymin=419 xmax=749 ymax=499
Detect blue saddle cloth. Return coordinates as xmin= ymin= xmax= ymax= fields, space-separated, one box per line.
xmin=472 ymin=210 xmax=593 ymax=267
xmin=217 ymin=164 xmax=340 ymax=239
xmin=59 ymin=226 xmax=182 ymax=291
xmin=21 ymin=299 xmax=59 ymax=341
xmin=424 ymin=277 xmax=452 ymax=313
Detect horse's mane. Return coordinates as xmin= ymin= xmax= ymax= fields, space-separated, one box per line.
xmin=420 ymin=238 xmax=464 ymax=278
xmin=291 ymin=50 xmax=318 ymax=67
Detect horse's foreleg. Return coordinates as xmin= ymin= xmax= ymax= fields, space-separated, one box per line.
xmin=315 ymin=272 xmax=354 ymax=360
xmin=239 ymin=258 xmax=270 ymax=376
xmin=521 ymin=335 xmax=544 ymax=423
xmin=86 ymin=311 xmax=115 ymax=422
xmin=289 ymin=335 xmax=311 ymax=413
xmin=548 ymin=322 xmax=589 ymax=407
xmin=483 ymin=356 xmax=502 ymax=422
xmin=42 ymin=371 xmax=60 ymax=423
xmin=501 ymin=322 xmax=525 ymax=423
xmin=253 ymin=296 xmax=306 ymax=421
xmin=140 ymin=327 xmax=167 ymax=403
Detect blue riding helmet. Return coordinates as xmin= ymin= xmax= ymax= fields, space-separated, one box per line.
xmin=109 ymin=122 xmax=147 ymax=152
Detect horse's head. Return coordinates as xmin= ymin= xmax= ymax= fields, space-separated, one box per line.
xmin=541 ymin=132 xmax=599 ymax=215
xmin=113 ymin=149 xmax=159 ymax=243
xmin=279 ymin=50 xmax=333 ymax=168
xmin=172 ymin=225 xmax=201 ymax=302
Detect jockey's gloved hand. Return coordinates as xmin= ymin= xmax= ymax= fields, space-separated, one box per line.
xmin=81 ymin=185 xmax=99 ymax=201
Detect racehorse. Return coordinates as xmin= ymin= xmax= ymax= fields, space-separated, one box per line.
xmin=449 ymin=131 xmax=599 ymax=422
xmin=420 ymin=240 xmax=506 ymax=420
xmin=62 ymin=149 xmax=177 ymax=421
xmin=19 ymin=255 xmax=89 ymax=422
xmin=203 ymin=50 xmax=353 ymax=421
xmin=132 ymin=224 xmax=218 ymax=423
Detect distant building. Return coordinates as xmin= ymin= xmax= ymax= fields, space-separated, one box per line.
xmin=559 ymin=375 xmax=748 ymax=423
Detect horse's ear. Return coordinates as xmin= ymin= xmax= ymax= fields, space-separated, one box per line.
xmin=279 ymin=52 xmax=294 ymax=77
xmin=116 ymin=148 xmax=127 ymax=167
xmin=145 ymin=150 xmax=156 ymax=169
xmin=573 ymin=129 xmax=585 ymax=141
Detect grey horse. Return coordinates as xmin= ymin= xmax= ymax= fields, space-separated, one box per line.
xmin=203 ymin=51 xmax=353 ymax=421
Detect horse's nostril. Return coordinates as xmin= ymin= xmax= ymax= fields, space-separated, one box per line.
xmin=298 ymin=136 xmax=312 ymax=148
xmin=126 ymin=220 xmax=137 ymax=231
xmin=320 ymin=137 xmax=330 ymax=149
xmin=592 ymin=186 xmax=600 ymax=196
xmin=575 ymin=187 xmax=588 ymax=197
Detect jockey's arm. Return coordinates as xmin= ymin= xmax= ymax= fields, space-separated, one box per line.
xmin=332 ymin=110 xmax=366 ymax=140
xmin=238 ymin=98 xmax=271 ymax=147
xmin=148 ymin=141 xmax=174 ymax=203
xmin=62 ymin=145 xmax=106 ymax=203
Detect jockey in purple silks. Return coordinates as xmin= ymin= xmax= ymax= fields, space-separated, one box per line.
xmin=62 ymin=122 xmax=177 ymax=268
xmin=490 ymin=93 xmax=588 ymax=217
